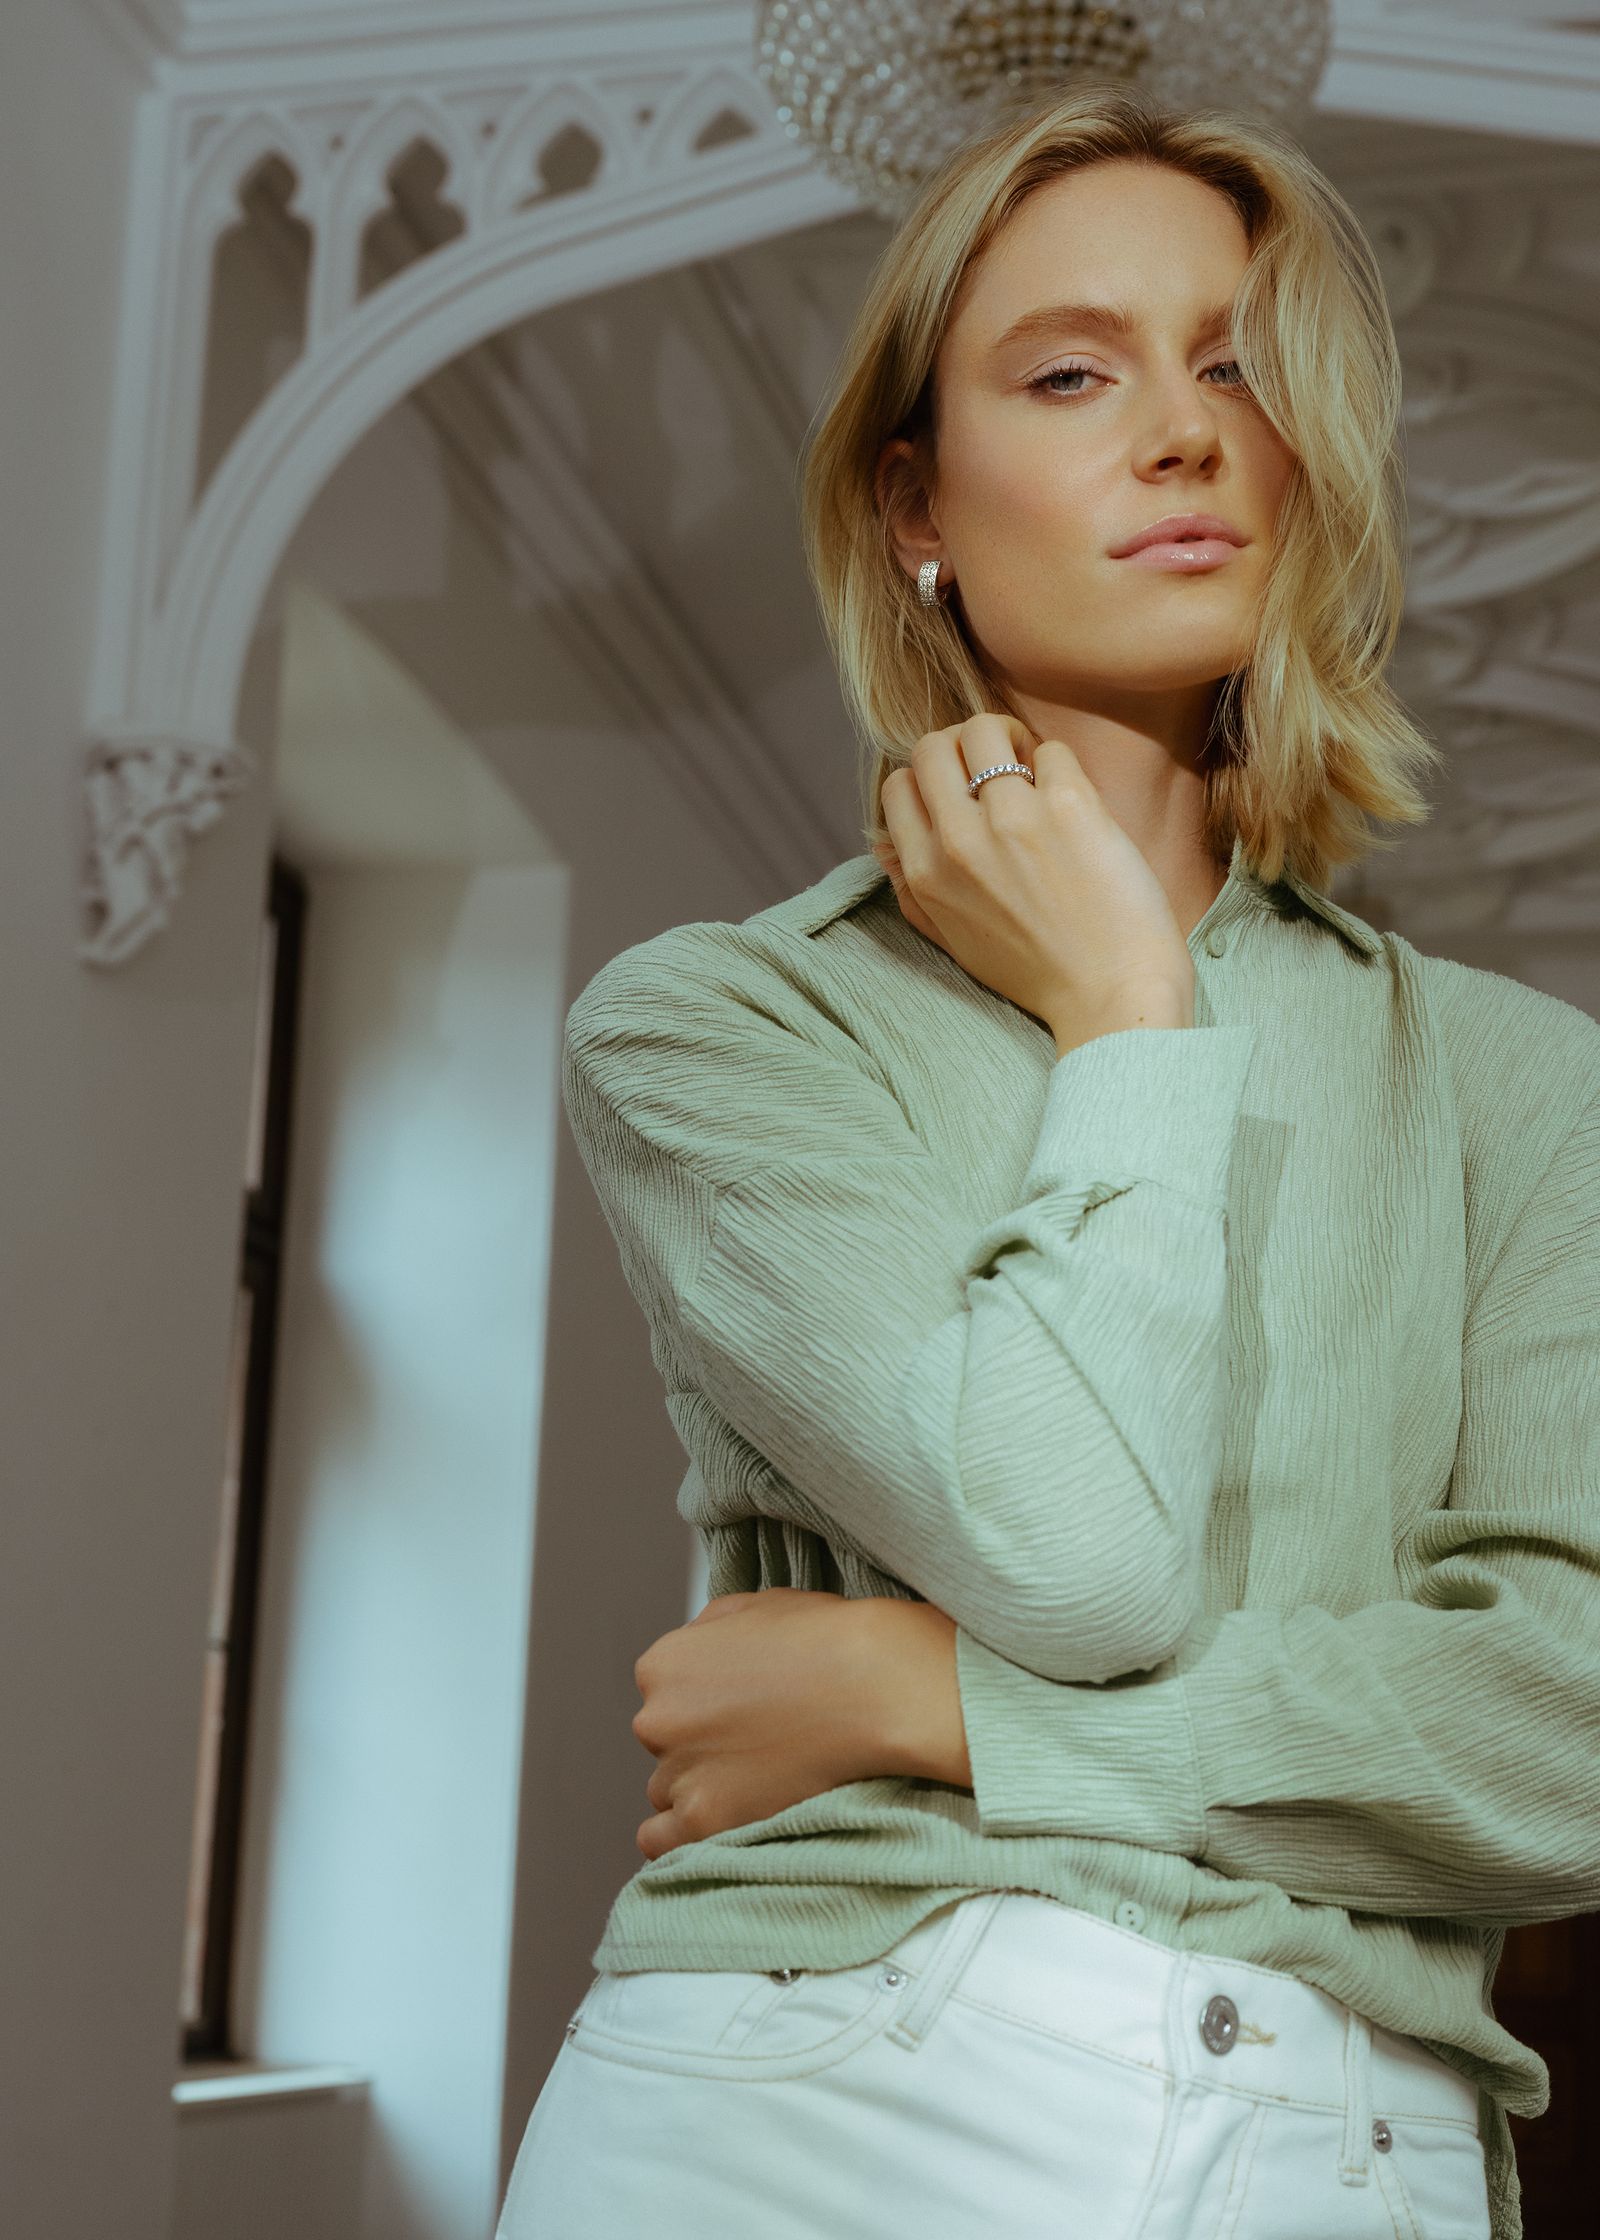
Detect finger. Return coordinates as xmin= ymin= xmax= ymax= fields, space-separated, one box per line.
xmin=872 ymin=838 xmax=906 ymax=905
xmin=955 ymin=712 xmax=1038 ymax=787
xmin=1028 ymin=733 xmax=1090 ymax=795
xmin=637 ymin=1811 xmax=677 ymax=1860
xmin=874 ymin=830 xmax=954 ymax=950
xmin=634 ymin=1629 xmax=681 ymax=1689
xmin=688 ymin=1592 xmax=759 ymax=1623
xmin=907 ymin=721 xmax=993 ymax=826
xmin=879 ymin=763 xmax=933 ymax=877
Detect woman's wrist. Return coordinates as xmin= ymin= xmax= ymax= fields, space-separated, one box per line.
xmin=1050 ymin=980 xmax=1193 ymax=1056
xmin=851 ymin=1594 xmax=973 ymax=1790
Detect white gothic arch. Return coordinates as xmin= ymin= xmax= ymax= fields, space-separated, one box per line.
xmin=80 ymin=13 xmax=856 ymax=965
xmin=483 ymin=84 xmax=623 ymax=213
xmin=643 ymin=62 xmax=770 ymax=168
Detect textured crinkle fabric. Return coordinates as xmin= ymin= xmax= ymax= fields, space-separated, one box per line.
xmin=561 ymin=836 xmax=1600 ymax=2240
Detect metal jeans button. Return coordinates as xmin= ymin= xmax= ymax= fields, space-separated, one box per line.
xmin=1199 ymin=1993 xmax=1240 ymax=2054
xmin=768 ymin=1967 xmax=800 ymax=1984
xmin=1372 ymin=2119 xmax=1393 ymax=2153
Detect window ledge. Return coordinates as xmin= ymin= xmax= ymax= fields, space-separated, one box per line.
xmin=174 ymin=2060 xmax=371 ymax=2108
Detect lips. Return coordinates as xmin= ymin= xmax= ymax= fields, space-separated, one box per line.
xmin=1110 ymin=512 xmax=1247 ymax=558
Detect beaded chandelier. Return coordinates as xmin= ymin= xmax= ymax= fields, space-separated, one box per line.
xmin=753 ymin=0 xmax=1332 ymax=219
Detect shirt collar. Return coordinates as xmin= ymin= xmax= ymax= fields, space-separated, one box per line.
xmin=1226 ymin=834 xmax=1385 ymax=960
xmin=769 ymin=835 xmax=1385 ymax=961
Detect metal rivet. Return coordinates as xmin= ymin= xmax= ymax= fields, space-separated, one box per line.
xmin=768 ymin=1966 xmax=800 ymax=1984
xmin=1372 ymin=2118 xmax=1393 ymax=2153
xmin=878 ymin=1966 xmax=906 ymax=1989
xmin=1199 ymin=1992 xmax=1240 ymax=2054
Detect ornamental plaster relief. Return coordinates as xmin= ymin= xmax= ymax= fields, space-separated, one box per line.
xmin=1335 ymin=153 xmax=1600 ymax=943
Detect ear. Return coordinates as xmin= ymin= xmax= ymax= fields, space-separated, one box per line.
xmin=873 ymin=434 xmax=944 ymax=589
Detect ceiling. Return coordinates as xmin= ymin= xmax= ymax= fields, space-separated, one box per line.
xmin=77 ymin=0 xmax=1600 ymax=79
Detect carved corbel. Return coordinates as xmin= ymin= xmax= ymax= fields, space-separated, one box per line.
xmin=81 ymin=730 xmax=257 ymax=967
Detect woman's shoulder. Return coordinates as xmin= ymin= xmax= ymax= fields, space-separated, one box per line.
xmin=1410 ymin=945 xmax=1600 ymax=1094
xmin=565 ymin=853 xmax=902 ymax=1045
xmin=558 ymin=855 xmax=951 ymax=1185
xmin=748 ymin=849 xmax=893 ymax=942
xmin=1403 ymin=945 xmax=1600 ymax=1236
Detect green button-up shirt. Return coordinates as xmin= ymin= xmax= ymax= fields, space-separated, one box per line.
xmin=561 ymin=833 xmax=1600 ymax=2240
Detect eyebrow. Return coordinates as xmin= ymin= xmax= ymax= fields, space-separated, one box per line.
xmin=989 ymin=300 xmax=1236 ymax=358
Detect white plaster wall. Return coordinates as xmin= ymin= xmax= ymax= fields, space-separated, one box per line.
xmin=0 ymin=16 xmax=810 ymax=2237
xmin=232 ymin=862 xmax=566 ymax=2240
xmin=0 ymin=9 xmax=282 ymax=2237
xmin=263 ymin=356 xmax=774 ymax=2195
xmin=172 ymin=2082 xmax=369 ymax=2240
xmin=154 ymin=303 xmax=768 ymax=2232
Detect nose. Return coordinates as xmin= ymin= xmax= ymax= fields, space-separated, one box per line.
xmin=1133 ymin=365 xmax=1219 ymax=479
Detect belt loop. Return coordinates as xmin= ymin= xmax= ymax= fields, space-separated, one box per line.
xmin=887 ymin=1889 xmax=1008 ymax=2049
xmin=1338 ymin=2006 xmax=1374 ymax=2186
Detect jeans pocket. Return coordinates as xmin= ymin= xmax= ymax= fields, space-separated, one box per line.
xmin=1372 ymin=2118 xmax=1492 ymax=2240
xmin=569 ymin=1955 xmax=909 ymax=2083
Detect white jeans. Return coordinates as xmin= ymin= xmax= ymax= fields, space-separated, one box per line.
xmin=496 ymin=1889 xmax=1493 ymax=2240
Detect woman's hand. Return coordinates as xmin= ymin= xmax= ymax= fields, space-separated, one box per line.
xmin=630 ymin=1589 xmax=971 ymax=1861
xmin=872 ymin=712 xmax=1195 ymax=1053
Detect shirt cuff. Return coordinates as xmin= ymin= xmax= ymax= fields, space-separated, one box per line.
xmin=954 ymin=1622 xmax=1207 ymax=1853
xmin=1025 ymin=1024 xmax=1256 ymax=1210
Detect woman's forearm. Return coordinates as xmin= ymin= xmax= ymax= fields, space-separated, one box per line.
xmin=856 ymin=1595 xmax=973 ymax=1790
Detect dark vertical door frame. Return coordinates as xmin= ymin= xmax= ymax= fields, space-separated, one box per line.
xmin=184 ymin=857 xmax=307 ymax=2062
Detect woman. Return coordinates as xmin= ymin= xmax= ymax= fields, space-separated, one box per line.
xmin=497 ymin=84 xmax=1600 ymax=2240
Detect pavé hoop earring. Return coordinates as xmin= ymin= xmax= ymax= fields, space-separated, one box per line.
xmin=917 ymin=558 xmax=945 ymax=607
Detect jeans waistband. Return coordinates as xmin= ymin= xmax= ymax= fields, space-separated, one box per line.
xmin=879 ymin=1892 xmax=1480 ymax=2140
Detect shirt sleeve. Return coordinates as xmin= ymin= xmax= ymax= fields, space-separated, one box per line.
xmin=562 ymin=928 xmax=1256 ymax=1685
xmin=953 ymin=1084 xmax=1600 ymax=1930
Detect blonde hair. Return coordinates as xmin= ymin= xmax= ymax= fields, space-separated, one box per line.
xmin=797 ymin=80 xmax=1441 ymax=892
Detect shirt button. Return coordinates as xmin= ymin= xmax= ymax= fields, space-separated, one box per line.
xmin=1199 ymin=1992 xmax=1240 ymax=2054
xmin=1113 ymin=1900 xmax=1147 ymax=1932
xmin=1372 ymin=2119 xmax=1393 ymax=2153
xmin=1204 ymin=928 xmax=1229 ymax=957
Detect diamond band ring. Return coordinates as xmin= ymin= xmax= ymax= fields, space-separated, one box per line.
xmin=966 ymin=762 xmax=1037 ymax=796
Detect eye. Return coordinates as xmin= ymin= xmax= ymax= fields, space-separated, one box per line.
xmin=1026 ymin=357 xmax=1248 ymax=399
xmin=1026 ymin=359 xmax=1101 ymax=399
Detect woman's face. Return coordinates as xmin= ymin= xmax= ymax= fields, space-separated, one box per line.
xmin=891 ymin=157 xmax=1296 ymax=725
